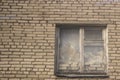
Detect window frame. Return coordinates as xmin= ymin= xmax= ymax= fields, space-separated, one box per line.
xmin=55 ymin=24 xmax=109 ymax=78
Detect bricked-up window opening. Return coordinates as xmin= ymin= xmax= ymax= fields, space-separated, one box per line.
xmin=55 ymin=24 xmax=108 ymax=77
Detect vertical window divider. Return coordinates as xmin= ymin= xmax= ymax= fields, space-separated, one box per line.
xmin=79 ymin=27 xmax=84 ymax=72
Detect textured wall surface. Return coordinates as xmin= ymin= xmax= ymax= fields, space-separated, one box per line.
xmin=0 ymin=0 xmax=120 ymax=80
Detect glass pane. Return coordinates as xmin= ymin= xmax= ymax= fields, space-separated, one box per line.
xmin=85 ymin=30 xmax=102 ymax=40
xmin=59 ymin=28 xmax=80 ymax=72
xmin=84 ymin=46 xmax=106 ymax=73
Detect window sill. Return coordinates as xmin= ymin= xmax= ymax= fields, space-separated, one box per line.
xmin=56 ymin=74 xmax=109 ymax=78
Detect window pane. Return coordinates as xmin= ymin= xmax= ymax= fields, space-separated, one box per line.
xmin=85 ymin=30 xmax=102 ymax=40
xmin=59 ymin=28 xmax=80 ymax=72
xmin=84 ymin=46 xmax=106 ymax=73
xmin=84 ymin=27 xmax=106 ymax=73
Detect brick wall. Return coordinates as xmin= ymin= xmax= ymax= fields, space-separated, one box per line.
xmin=0 ymin=0 xmax=120 ymax=80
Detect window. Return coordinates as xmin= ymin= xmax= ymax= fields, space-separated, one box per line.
xmin=55 ymin=24 xmax=108 ymax=77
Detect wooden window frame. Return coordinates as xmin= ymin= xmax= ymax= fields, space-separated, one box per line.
xmin=55 ymin=24 xmax=109 ymax=78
